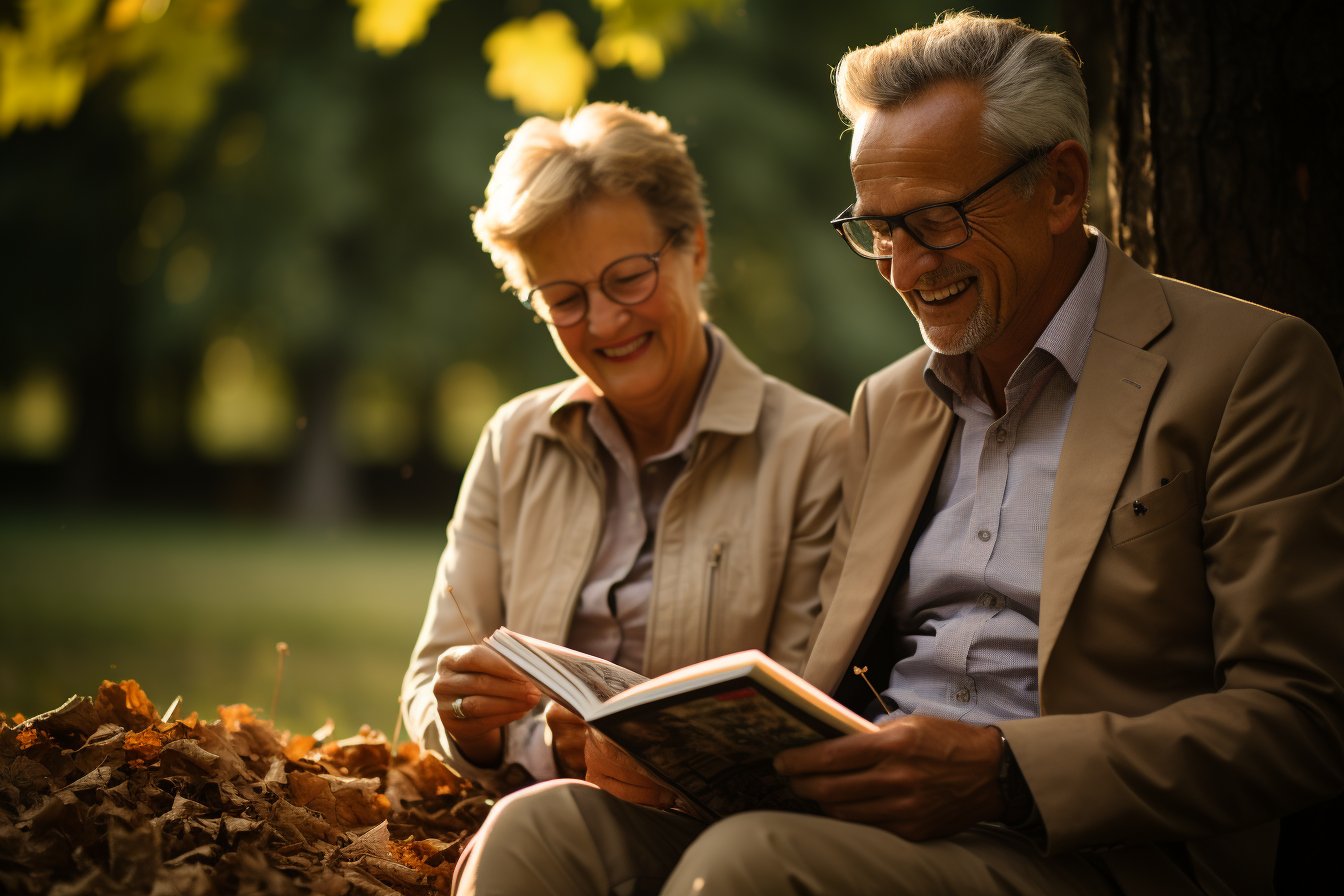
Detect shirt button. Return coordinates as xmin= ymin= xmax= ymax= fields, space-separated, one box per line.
xmin=977 ymin=529 xmax=992 ymax=542
xmin=954 ymin=687 xmax=971 ymax=703
xmin=995 ymin=427 xmax=1007 ymax=444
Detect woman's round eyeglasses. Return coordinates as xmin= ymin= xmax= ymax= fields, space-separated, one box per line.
xmin=521 ymin=230 xmax=681 ymax=327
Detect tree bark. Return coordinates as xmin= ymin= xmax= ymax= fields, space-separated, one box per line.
xmin=1108 ymin=0 xmax=1344 ymax=371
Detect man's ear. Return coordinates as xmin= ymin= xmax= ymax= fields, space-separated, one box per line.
xmin=1044 ymin=140 xmax=1090 ymax=235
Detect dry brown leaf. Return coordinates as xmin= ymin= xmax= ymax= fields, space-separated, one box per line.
xmin=94 ymin=680 xmax=159 ymax=730
xmin=0 ymin=680 xmax=487 ymax=895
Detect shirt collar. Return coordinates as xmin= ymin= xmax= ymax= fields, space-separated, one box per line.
xmin=546 ymin=323 xmax=731 ymax=462
xmin=923 ymin=225 xmax=1108 ymax=405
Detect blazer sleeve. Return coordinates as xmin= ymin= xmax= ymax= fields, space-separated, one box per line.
xmin=1002 ymin=315 xmax=1344 ymax=853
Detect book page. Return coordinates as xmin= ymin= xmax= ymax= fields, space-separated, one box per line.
xmin=601 ymin=650 xmax=874 ymax=734
xmin=486 ymin=628 xmax=648 ymax=718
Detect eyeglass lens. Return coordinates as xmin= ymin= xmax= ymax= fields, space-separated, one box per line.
xmin=842 ymin=204 xmax=971 ymax=255
xmin=530 ymin=253 xmax=660 ymax=326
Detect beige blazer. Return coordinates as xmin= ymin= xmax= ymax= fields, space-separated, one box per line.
xmin=404 ymin=326 xmax=847 ymax=788
xmin=803 ymin=240 xmax=1344 ymax=895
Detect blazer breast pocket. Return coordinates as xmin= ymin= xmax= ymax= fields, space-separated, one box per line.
xmin=1107 ymin=471 xmax=1199 ymax=547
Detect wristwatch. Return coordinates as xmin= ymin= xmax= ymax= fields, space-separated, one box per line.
xmin=992 ymin=727 xmax=1035 ymax=826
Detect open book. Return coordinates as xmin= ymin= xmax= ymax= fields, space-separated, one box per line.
xmin=485 ymin=626 xmax=878 ymax=821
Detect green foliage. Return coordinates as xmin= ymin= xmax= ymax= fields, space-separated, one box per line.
xmin=0 ymin=0 xmax=1058 ymax=486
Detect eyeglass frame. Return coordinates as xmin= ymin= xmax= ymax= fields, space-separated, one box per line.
xmin=829 ymin=146 xmax=1053 ymax=259
xmin=519 ymin=229 xmax=682 ymax=327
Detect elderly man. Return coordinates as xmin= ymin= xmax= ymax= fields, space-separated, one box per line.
xmin=454 ymin=12 xmax=1344 ymax=895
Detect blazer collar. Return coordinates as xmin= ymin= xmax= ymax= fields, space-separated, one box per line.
xmin=1038 ymin=238 xmax=1172 ymax=679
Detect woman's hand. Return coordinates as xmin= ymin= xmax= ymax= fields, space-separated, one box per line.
xmin=584 ymin=730 xmax=677 ymax=809
xmin=544 ymin=703 xmax=588 ymax=777
xmin=433 ymin=644 xmax=541 ymax=766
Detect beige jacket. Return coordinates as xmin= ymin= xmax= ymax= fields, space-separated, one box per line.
xmin=804 ymin=240 xmax=1344 ymax=895
xmin=404 ymin=326 xmax=846 ymax=789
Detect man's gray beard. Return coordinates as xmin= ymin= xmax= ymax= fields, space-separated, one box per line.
xmin=919 ymin=292 xmax=997 ymax=356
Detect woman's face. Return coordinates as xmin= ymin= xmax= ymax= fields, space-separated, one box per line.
xmin=519 ymin=194 xmax=709 ymax=420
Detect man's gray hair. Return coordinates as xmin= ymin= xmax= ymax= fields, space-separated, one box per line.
xmin=834 ymin=11 xmax=1090 ymax=183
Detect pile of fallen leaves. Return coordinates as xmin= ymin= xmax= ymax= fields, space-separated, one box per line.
xmin=0 ymin=680 xmax=493 ymax=895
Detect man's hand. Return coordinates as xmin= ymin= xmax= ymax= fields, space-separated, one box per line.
xmin=545 ymin=702 xmax=588 ymax=777
xmin=774 ymin=716 xmax=1004 ymax=841
xmin=433 ymin=644 xmax=541 ymax=766
xmin=584 ymin=730 xmax=677 ymax=809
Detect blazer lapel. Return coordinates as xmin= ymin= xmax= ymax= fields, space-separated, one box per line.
xmin=808 ymin=378 xmax=952 ymax=692
xmin=1038 ymin=243 xmax=1172 ymax=675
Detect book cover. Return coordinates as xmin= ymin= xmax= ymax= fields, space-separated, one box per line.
xmin=485 ymin=627 xmax=877 ymax=820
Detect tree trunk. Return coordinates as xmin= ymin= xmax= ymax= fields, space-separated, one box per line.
xmin=1103 ymin=4 xmax=1344 ymax=888
xmin=1108 ymin=0 xmax=1344 ymax=372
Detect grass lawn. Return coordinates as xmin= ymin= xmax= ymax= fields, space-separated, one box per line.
xmin=0 ymin=510 xmax=446 ymax=738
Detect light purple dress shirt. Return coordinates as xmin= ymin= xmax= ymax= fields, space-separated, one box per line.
xmin=879 ymin=229 xmax=1108 ymax=725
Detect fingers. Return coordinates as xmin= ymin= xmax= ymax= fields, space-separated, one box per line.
xmin=435 ymin=644 xmax=539 ymax=698
xmin=544 ymin=702 xmax=585 ymax=728
xmin=440 ymin=693 xmax=533 ymax=728
xmin=775 ymin=720 xmax=1005 ymax=839
xmin=545 ymin=703 xmax=588 ymax=777
xmin=584 ymin=733 xmax=676 ymax=809
xmin=586 ymin=766 xmax=676 ymax=808
xmin=775 ymin=729 xmax=893 ymax=776
xmin=433 ymin=644 xmax=541 ymax=744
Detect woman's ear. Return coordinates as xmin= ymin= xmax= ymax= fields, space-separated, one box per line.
xmin=1044 ymin=140 xmax=1090 ymax=235
xmin=690 ymin=223 xmax=709 ymax=280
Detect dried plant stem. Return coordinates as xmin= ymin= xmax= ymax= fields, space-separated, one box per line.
xmin=391 ymin=694 xmax=404 ymax=750
xmin=446 ymin=585 xmax=480 ymax=643
xmin=852 ymin=665 xmax=892 ymax=715
xmin=271 ymin=642 xmax=289 ymax=721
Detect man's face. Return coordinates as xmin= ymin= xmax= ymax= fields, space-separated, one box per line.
xmin=850 ymin=81 xmax=1058 ymax=361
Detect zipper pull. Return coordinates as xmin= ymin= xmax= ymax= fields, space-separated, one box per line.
xmin=708 ymin=542 xmax=723 ymax=568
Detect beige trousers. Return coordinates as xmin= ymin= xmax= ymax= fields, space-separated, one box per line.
xmin=454 ymin=780 xmax=1154 ymax=896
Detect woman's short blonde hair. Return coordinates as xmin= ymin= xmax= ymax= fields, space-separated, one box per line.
xmin=472 ymin=102 xmax=710 ymax=292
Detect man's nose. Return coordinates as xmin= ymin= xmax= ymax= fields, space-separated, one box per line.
xmin=882 ymin=228 xmax=940 ymax=293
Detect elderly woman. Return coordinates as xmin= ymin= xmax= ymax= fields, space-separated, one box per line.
xmin=400 ymin=102 xmax=845 ymax=792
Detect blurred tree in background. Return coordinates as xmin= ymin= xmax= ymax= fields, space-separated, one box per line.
xmin=0 ymin=0 xmax=1062 ymax=732
xmin=4 ymin=0 xmax=1062 ymax=523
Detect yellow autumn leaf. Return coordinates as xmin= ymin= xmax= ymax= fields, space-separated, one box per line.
xmin=483 ymin=11 xmax=594 ymax=117
xmin=350 ymin=0 xmax=445 ymax=56
xmin=592 ymin=27 xmax=665 ymax=78
xmin=589 ymin=0 xmax=743 ymax=77
xmin=19 ymin=0 xmax=101 ymax=49
xmin=0 ymin=30 xmax=86 ymax=135
xmin=115 ymin=5 xmax=245 ymax=139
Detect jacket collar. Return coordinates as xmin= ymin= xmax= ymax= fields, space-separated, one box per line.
xmin=1037 ymin=236 xmax=1172 ymax=681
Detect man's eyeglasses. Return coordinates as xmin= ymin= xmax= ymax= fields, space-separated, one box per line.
xmin=521 ymin=230 xmax=681 ymax=327
xmin=830 ymin=148 xmax=1051 ymax=259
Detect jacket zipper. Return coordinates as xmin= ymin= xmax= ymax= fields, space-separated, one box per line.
xmin=702 ymin=540 xmax=724 ymax=657
xmin=558 ymin=449 xmax=606 ymax=635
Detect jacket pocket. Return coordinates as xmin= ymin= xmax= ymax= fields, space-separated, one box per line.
xmin=1107 ymin=470 xmax=1198 ymax=547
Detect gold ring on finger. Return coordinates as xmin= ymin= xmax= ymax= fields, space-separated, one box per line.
xmin=451 ymin=696 xmax=468 ymax=720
